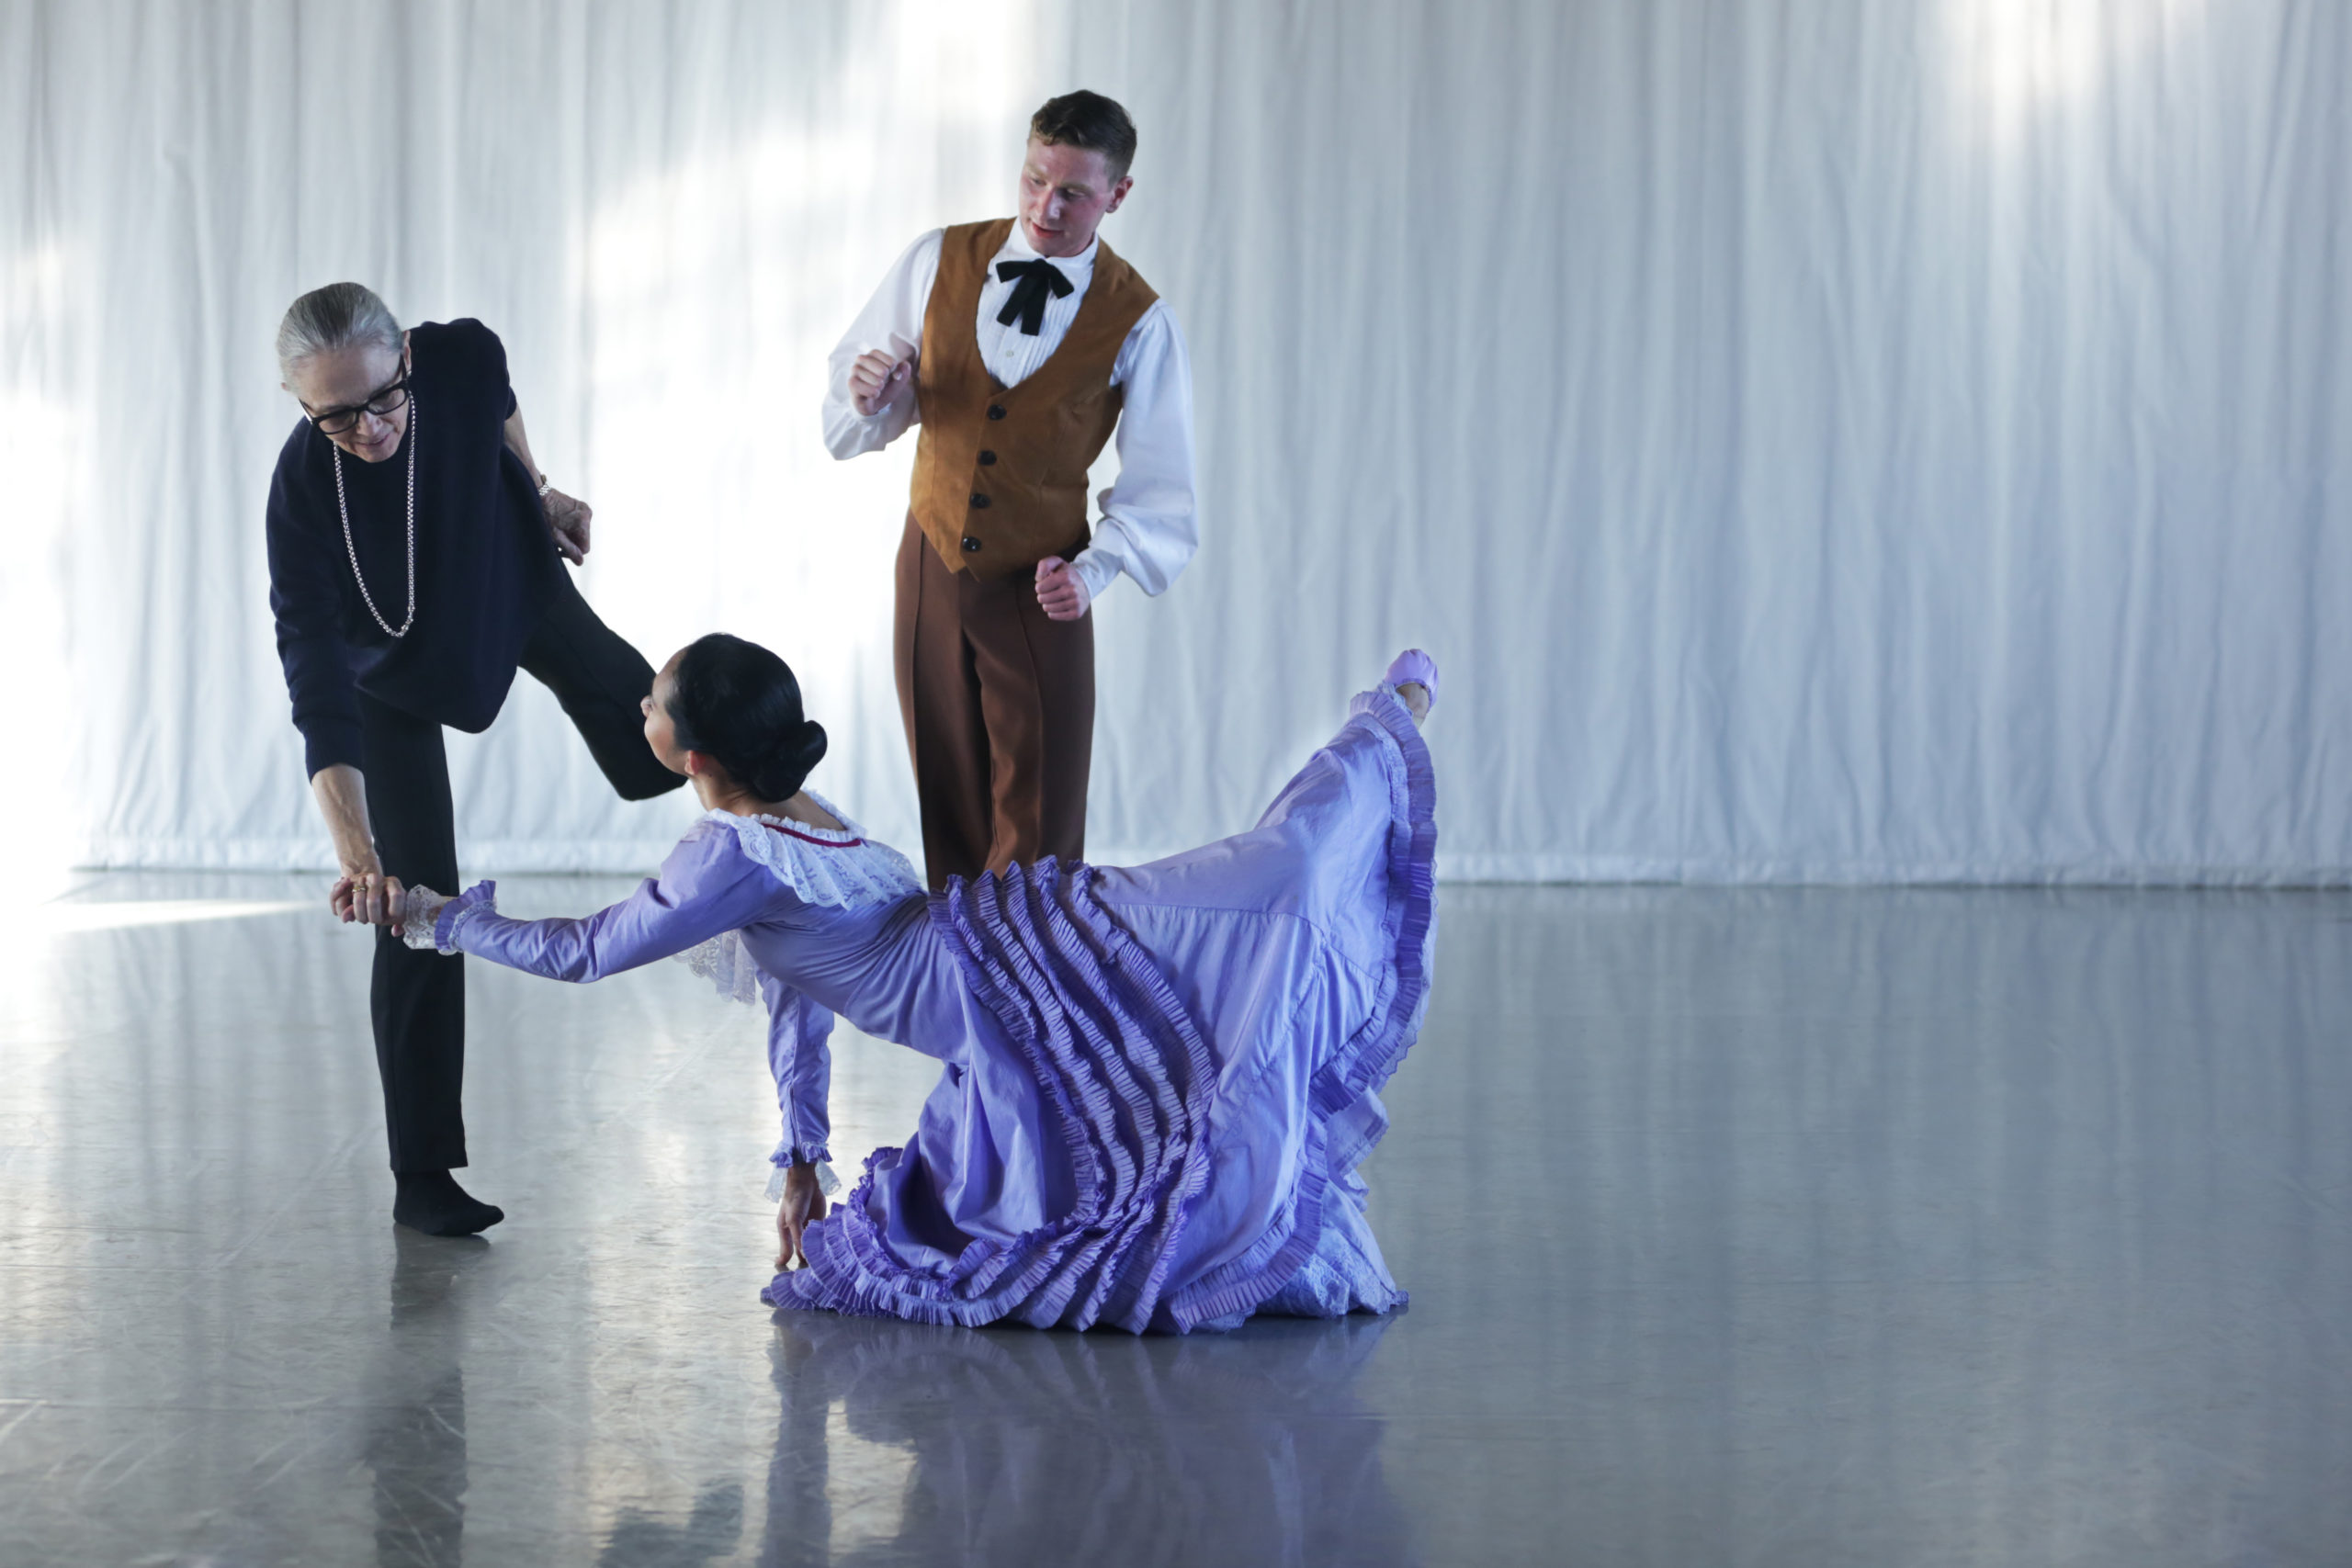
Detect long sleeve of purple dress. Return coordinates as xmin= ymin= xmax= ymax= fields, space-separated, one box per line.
xmin=759 ymin=972 xmax=834 ymax=1168
xmin=428 ymin=820 xmax=836 ymax=1168
xmin=433 ymin=823 xmax=766 ymax=978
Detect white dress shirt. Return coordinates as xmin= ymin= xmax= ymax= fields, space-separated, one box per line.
xmin=822 ymin=222 xmax=1198 ymax=604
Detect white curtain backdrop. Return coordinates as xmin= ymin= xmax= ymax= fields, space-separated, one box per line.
xmin=3 ymin=0 xmax=2346 ymax=886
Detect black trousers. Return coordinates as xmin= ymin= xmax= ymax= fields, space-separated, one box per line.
xmin=359 ymin=575 xmax=684 ymax=1172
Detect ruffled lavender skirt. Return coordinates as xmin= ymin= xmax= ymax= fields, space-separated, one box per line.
xmin=766 ymin=688 xmax=1436 ymax=1333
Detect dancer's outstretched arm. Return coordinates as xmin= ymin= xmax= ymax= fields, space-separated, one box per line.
xmin=398 ymin=826 xmax=772 ymax=982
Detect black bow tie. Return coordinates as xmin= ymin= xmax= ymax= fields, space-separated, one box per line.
xmin=995 ymin=257 xmax=1074 ymax=336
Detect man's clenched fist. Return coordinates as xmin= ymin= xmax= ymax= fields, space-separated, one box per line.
xmin=848 ymin=349 xmax=917 ymax=417
xmin=1035 ymin=556 xmax=1091 ymax=621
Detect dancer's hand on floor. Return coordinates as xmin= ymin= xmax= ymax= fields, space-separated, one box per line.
xmin=849 ymin=349 xmax=917 ymax=417
xmin=330 ymin=868 xmax=409 ymax=927
xmin=776 ymin=1162 xmax=828 ymax=1271
xmin=1035 ymin=556 xmax=1091 ymax=621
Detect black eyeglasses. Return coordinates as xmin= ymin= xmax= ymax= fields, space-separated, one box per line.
xmin=305 ymin=369 xmax=411 ymax=436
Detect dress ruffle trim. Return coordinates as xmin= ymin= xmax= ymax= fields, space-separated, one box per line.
xmin=766 ymin=856 xmax=1222 ymax=1334
xmin=1163 ymin=686 xmax=1435 ymax=1329
xmin=673 ymin=794 xmax=923 ymax=1006
xmin=765 ymin=687 xmax=1438 ymax=1334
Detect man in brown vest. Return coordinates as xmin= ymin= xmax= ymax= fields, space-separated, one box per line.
xmin=822 ymin=90 xmax=1199 ymax=888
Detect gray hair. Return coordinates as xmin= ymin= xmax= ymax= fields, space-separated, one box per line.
xmin=276 ymin=282 xmax=401 ymax=378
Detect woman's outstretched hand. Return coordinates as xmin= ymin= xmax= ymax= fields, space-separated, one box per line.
xmin=544 ymin=490 xmax=593 ymax=564
xmin=775 ymin=1162 xmax=829 ymax=1271
xmin=330 ymin=868 xmax=408 ymax=926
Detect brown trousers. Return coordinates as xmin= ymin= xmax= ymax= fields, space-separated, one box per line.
xmin=893 ymin=516 xmax=1094 ymax=889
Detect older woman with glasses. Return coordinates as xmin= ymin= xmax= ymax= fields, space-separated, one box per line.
xmin=265 ymin=282 xmax=684 ymax=1236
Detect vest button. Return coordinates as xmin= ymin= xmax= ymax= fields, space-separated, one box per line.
xmin=961 ymin=536 xmax=982 ymax=553
xmin=977 ymin=450 xmax=997 ymax=466
xmin=969 ymin=492 xmax=990 ymax=509
xmin=986 ymin=404 xmax=1007 ymax=421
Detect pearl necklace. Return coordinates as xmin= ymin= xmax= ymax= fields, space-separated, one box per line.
xmin=330 ymin=393 xmax=418 ymax=638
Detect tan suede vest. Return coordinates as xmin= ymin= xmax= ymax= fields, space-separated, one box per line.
xmin=909 ymin=219 xmax=1159 ymax=577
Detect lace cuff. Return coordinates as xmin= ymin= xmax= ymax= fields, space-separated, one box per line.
xmin=765 ymin=1144 xmax=841 ymax=1199
xmin=399 ymin=886 xmax=453 ymax=952
xmin=401 ymin=880 xmax=499 ymax=954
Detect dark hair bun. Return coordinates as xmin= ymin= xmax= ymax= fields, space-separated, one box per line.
xmin=749 ymin=720 xmax=827 ymax=802
xmin=666 ymin=634 xmax=826 ymax=803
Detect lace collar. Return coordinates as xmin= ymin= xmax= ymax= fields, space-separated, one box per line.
xmin=701 ymin=793 xmax=922 ymax=912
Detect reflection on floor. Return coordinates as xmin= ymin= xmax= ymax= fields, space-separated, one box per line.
xmin=2 ymin=873 xmax=2348 ymax=1564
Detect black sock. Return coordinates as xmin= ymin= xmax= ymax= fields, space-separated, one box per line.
xmin=393 ymin=1169 xmax=505 ymax=1236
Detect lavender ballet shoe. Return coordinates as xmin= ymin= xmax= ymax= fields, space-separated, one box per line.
xmin=1384 ymin=649 xmax=1440 ymax=716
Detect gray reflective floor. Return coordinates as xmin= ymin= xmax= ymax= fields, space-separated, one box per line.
xmin=3 ymin=875 xmax=2348 ymax=1565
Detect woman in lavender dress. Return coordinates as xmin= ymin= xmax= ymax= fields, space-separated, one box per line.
xmin=392 ymin=635 xmax=1439 ymax=1335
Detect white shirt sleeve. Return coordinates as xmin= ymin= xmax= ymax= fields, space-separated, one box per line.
xmin=1071 ymin=299 xmax=1199 ymax=604
xmin=821 ymin=229 xmax=944 ymax=459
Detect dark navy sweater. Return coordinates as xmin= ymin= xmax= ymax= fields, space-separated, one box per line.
xmin=266 ymin=319 xmax=562 ymax=777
